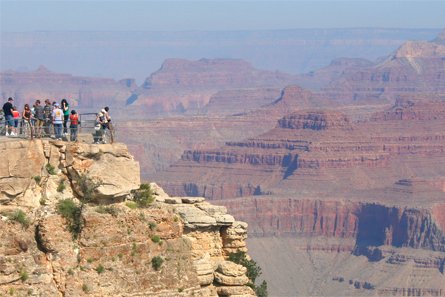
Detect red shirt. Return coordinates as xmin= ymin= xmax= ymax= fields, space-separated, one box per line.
xmin=70 ymin=114 xmax=79 ymax=125
xmin=12 ymin=110 xmax=20 ymax=119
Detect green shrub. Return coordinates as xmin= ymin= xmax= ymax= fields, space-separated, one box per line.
xmin=82 ymin=283 xmax=90 ymax=293
xmin=132 ymin=183 xmax=154 ymax=208
xmin=45 ymin=163 xmax=56 ymax=175
xmin=255 ymin=280 xmax=268 ymax=297
xmin=57 ymin=180 xmax=66 ymax=193
xmin=33 ymin=175 xmax=42 ymax=184
xmin=151 ymin=235 xmax=161 ymax=243
xmin=126 ymin=201 xmax=138 ymax=209
xmin=57 ymin=199 xmax=83 ymax=239
xmin=19 ymin=268 xmax=28 ymax=282
xmin=9 ymin=210 xmax=30 ymax=229
xmin=151 ymin=256 xmax=164 ymax=271
xmin=148 ymin=222 xmax=157 ymax=230
xmin=95 ymin=205 xmax=119 ymax=217
xmin=96 ymin=264 xmax=105 ymax=274
xmin=87 ymin=258 xmax=94 ymax=264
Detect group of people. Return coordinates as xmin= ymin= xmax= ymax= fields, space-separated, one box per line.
xmin=2 ymin=97 xmax=113 ymax=143
xmin=2 ymin=97 xmax=78 ymax=141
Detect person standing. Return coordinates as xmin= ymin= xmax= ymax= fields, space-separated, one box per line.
xmin=52 ymin=103 xmax=63 ymax=140
xmin=2 ymin=97 xmax=14 ymax=136
xmin=12 ymin=106 xmax=20 ymax=136
xmin=34 ymin=100 xmax=45 ymax=137
xmin=103 ymin=106 xmax=114 ymax=143
xmin=43 ymin=99 xmax=53 ymax=137
xmin=22 ymin=104 xmax=33 ymax=138
xmin=69 ymin=110 xmax=79 ymax=142
xmin=61 ymin=98 xmax=70 ymax=135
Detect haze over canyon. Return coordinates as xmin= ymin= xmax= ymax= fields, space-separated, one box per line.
xmin=1 ymin=27 xmax=445 ymax=296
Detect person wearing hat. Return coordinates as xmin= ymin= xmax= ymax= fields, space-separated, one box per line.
xmin=2 ymin=97 xmax=15 ymax=136
xmin=52 ymin=103 xmax=64 ymax=140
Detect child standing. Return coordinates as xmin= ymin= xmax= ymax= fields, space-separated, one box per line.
xmin=69 ymin=110 xmax=79 ymax=142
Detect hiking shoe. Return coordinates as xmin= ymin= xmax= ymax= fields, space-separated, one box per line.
xmin=5 ymin=132 xmax=9 ymax=136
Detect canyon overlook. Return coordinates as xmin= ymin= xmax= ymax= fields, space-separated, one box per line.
xmin=1 ymin=28 xmax=445 ymax=296
xmin=0 ymin=139 xmax=257 ymax=297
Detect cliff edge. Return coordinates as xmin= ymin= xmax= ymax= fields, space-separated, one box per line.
xmin=0 ymin=139 xmax=255 ymax=297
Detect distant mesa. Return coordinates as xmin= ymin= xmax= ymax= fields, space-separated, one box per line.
xmin=129 ymin=58 xmax=300 ymax=115
xmin=142 ymin=58 xmax=297 ymax=90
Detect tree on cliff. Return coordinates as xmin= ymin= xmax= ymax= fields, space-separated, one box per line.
xmin=228 ymin=251 xmax=268 ymax=297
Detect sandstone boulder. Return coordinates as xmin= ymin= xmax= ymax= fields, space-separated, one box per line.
xmin=66 ymin=142 xmax=140 ymax=201
xmin=217 ymin=261 xmax=247 ymax=277
xmin=216 ymin=285 xmax=255 ymax=296
xmin=214 ymin=271 xmax=249 ymax=286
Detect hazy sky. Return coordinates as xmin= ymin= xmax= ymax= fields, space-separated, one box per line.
xmin=1 ymin=0 xmax=444 ymax=32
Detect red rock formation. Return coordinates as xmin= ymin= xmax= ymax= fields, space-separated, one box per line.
xmin=0 ymin=66 xmax=135 ymax=109
xmin=130 ymin=58 xmax=300 ymax=114
xmin=322 ymin=33 xmax=445 ymax=104
xmin=216 ymin=197 xmax=445 ymax=252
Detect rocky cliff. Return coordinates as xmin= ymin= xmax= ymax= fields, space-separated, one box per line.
xmin=0 ymin=139 xmax=255 ymax=297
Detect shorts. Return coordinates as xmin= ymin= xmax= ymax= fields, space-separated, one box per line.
xmin=5 ymin=115 xmax=14 ymax=127
xmin=36 ymin=119 xmax=45 ymax=127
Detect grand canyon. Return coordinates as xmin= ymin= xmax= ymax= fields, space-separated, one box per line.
xmin=1 ymin=27 xmax=445 ymax=296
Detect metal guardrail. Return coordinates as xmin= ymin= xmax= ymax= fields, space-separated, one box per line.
xmin=0 ymin=113 xmax=116 ymax=143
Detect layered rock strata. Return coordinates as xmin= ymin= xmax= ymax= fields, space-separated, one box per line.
xmin=0 ymin=139 xmax=255 ymax=297
xmin=158 ymin=101 xmax=445 ymax=201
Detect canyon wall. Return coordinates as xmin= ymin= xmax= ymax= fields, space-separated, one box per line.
xmin=0 ymin=139 xmax=256 ymax=297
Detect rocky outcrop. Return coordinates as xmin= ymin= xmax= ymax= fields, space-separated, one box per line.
xmin=0 ymin=140 xmax=255 ymax=297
